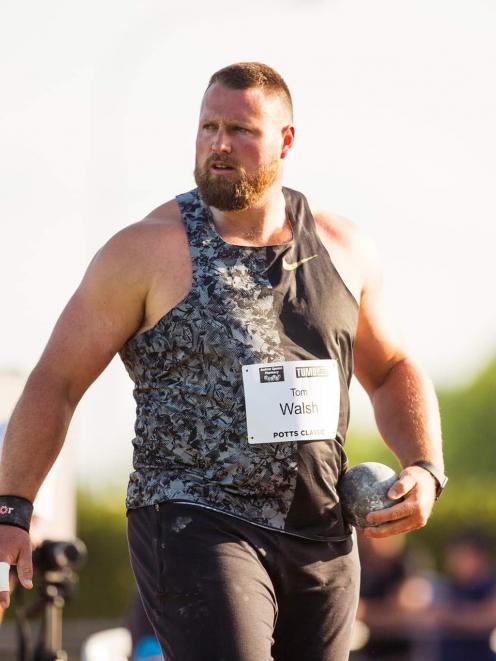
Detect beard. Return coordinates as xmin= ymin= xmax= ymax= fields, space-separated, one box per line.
xmin=194 ymin=155 xmax=280 ymax=211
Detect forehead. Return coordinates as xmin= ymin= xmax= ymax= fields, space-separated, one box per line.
xmin=200 ymin=83 xmax=285 ymax=124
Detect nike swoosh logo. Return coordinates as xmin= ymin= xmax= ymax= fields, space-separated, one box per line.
xmin=282 ymin=254 xmax=318 ymax=271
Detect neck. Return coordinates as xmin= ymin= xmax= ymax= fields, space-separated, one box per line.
xmin=209 ymin=186 xmax=292 ymax=247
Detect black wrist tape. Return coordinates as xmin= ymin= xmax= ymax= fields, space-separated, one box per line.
xmin=0 ymin=495 xmax=33 ymax=532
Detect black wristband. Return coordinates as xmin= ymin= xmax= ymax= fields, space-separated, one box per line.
xmin=0 ymin=495 xmax=33 ymax=532
xmin=410 ymin=461 xmax=448 ymax=499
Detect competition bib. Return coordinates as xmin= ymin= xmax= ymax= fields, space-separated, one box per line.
xmin=242 ymin=359 xmax=340 ymax=444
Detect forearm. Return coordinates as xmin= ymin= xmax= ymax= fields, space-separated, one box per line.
xmin=0 ymin=367 xmax=77 ymax=501
xmin=371 ymin=357 xmax=444 ymax=470
xmin=437 ymin=599 xmax=496 ymax=632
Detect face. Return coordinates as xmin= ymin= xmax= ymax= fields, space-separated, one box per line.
xmin=194 ymin=83 xmax=294 ymax=211
xmin=446 ymin=543 xmax=490 ymax=584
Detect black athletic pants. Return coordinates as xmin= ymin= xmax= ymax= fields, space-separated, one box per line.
xmin=127 ymin=502 xmax=360 ymax=661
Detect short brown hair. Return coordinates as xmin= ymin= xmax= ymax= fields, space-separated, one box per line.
xmin=206 ymin=62 xmax=293 ymax=120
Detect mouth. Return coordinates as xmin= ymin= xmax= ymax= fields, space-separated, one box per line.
xmin=208 ymin=160 xmax=238 ymax=175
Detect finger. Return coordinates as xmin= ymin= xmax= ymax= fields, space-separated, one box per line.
xmin=366 ymin=499 xmax=413 ymax=526
xmin=388 ymin=473 xmax=417 ymax=500
xmin=16 ymin=540 xmax=33 ymax=590
xmin=361 ymin=517 xmax=418 ymax=538
xmin=0 ymin=561 xmax=11 ymax=608
xmin=364 ymin=492 xmax=430 ymax=533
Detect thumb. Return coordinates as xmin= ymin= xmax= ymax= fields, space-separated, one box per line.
xmin=388 ymin=472 xmax=415 ymax=500
xmin=17 ymin=539 xmax=33 ymax=589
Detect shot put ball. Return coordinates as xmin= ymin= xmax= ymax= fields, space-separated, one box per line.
xmin=338 ymin=462 xmax=402 ymax=528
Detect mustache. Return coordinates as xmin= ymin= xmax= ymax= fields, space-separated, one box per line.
xmin=204 ymin=154 xmax=241 ymax=170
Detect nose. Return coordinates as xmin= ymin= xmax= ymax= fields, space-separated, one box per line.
xmin=211 ymin=128 xmax=231 ymax=154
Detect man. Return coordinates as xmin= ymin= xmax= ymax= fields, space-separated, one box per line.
xmin=434 ymin=529 xmax=496 ymax=661
xmin=0 ymin=63 xmax=445 ymax=660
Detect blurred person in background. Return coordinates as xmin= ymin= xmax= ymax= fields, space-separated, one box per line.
xmin=354 ymin=534 xmax=414 ymax=660
xmin=431 ymin=528 xmax=496 ymax=661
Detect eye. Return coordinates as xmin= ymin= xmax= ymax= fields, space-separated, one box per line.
xmin=232 ymin=126 xmax=250 ymax=134
xmin=202 ymin=122 xmax=217 ymax=131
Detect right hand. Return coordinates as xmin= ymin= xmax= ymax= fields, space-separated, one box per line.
xmin=0 ymin=525 xmax=33 ymax=609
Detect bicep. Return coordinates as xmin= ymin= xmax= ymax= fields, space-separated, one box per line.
xmin=34 ymin=249 xmax=146 ymax=404
xmin=313 ymin=208 xmax=410 ymax=395
xmin=353 ymin=264 xmax=408 ymax=396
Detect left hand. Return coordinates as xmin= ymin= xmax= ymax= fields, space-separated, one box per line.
xmin=361 ymin=465 xmax=437 ymax=538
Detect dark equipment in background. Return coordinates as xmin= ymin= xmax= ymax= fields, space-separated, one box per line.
xmin=14 ymin=538 xmax=87 ymax=661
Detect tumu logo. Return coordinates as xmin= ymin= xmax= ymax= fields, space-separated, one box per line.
xmin=295 ymin=366 xmax=329 ymax=378
xmin=259 ymin=366 xmax=285 ymax=383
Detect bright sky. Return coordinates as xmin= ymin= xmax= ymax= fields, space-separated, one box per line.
xmin=1 ymin=0 xmax=495 ymax=486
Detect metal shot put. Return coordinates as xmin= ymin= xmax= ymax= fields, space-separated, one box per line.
xmin=338 ymin=462 xmax=403 ymax=528
xmin=0 ymin=62 xmax=447 ymax=661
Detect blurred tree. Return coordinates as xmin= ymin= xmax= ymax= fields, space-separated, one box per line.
xmin=440 ymin=355 xmax=496 ymax=481
xmin=68 ymin=491 xmax=135 ymax=619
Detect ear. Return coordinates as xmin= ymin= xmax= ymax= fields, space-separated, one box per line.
xmin=280 ymin=125 xmax=295 ymax=159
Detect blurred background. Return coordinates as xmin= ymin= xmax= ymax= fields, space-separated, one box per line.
xmin=1 ymin=0 xmax=495 ymax=659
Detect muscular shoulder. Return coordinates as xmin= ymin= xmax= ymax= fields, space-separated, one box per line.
xmin=102 ymin=198 xmax=183 ymax=261
xmin=311 ymin=208 xmax=380 ymax=303
xmin=89 ymin=199 xmax=184 ymax=283
xmin=64 ymin=198 xmax=188 ymax=345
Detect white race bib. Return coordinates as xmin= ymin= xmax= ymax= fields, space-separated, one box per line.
xmin=241 ymin=359 xmax=340 ymax=444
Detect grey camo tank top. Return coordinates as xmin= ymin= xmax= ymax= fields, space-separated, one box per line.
xmin=120 ymin=187 xmax=359 ymax=541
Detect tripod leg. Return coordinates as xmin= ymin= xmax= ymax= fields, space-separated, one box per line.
xmin=33 ymin=597 xmax=68 ymax=661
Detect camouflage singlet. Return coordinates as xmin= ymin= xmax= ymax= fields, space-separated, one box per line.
xmin=119 ymin=187 xmax=358 ymax=541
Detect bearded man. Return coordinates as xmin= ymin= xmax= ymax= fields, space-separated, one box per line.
xmin=0 ymin=62 xmax=446 ymax=661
